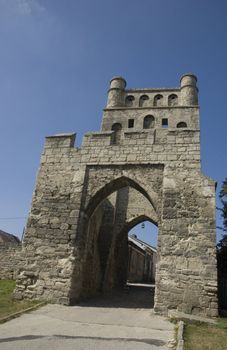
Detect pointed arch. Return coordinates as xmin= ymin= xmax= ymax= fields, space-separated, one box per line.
xmin=126 ymin=214 xmax=158 ymax=228
xmin=124 ymin=215 xmax=158 ymax=231
xmin=85 ymin=176 xmax=157 ymax=218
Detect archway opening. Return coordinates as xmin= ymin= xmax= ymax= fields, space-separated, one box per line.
xmin=129 ymin=220 xmax=158 ymax=247
xmin=127 ymin=220 xmax=157 ymax=307
xmin=78 ymin=179 xmax=159 ymax=308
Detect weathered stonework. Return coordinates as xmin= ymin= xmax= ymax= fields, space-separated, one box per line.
xmin=14 ymin=74 xmax=218 ymax=317
xmin=0 ymin=243 xmax=23 ymax=279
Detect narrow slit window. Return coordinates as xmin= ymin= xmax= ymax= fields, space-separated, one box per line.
xmin=162 ymin=118 xmax=168 ymax=128
xmin=128 ymin=119 xmax=134 ymax=128
xmin=111 ymin=123 xmax=122 ymax=144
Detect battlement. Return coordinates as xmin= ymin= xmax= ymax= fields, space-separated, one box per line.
xmin=40 ymin=75 xmax=201 ymax=170
xmin=82 ymin=128 xmax=200 ymax=147
xmin=103 ymin=74 xmax=199 ymax=135
xmin=78 ymin=128 xmax=200 ymax=166
xmin=106 ymin=74 xmax=198 ymax=108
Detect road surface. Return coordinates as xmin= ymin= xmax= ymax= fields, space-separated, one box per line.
xmin=0 ymin=285 xmax=174 ymax=350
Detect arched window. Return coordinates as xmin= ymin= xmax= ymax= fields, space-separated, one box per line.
xmin=111 ymin=123 xmax=122 ymax=144
xmin=168 ymin=94 xmax=178 ymax=106
xmin=143 ymin=115 xmax=155 ymax=129
xmin=139 ymin=95 xmax=149 ymax=107
xmin=154 ymin=94 xmax=163 ymax=107
xmin=177 ymin=122 xmax=187 ymax=128
xmin=125 ymin=95 xmax=135 ymax=107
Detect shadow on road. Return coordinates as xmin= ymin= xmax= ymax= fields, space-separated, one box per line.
xmin=0 ymin=334 xmax=165 ymax=347
xmin=78 ymin=283 xmax=155 ymax=309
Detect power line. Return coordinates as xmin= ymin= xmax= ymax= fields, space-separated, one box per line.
xmin=0 ymin=217 xmax=26 ymax=220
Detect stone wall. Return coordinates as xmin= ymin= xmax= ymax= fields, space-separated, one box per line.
xmin=13 ymin=74 xmax=218 ymax=317
xmin=128 ymin=242 xmax=156 ymax=283
xmin=0 ymin=243 xmax=23 ymax=279
xmin=128 ymin=245 xmax=145 ymax=282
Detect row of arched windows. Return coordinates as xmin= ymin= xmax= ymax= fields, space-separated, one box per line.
xmin=111 ymin=119 xmax=187 ymax=145
xmin=111 ymin=118 xmax=187 ymax=143
xmin=125 ymin=94 xmax=178 ymax=107
xmin=142 ymin=116 xmax=187 ymax=129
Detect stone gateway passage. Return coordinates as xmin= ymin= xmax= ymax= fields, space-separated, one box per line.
xmin=14 ymin=74 xmax=218 ymax=317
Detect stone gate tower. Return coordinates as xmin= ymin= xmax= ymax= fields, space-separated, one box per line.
xmin=15 ymin=74 xmax=218 ymax=317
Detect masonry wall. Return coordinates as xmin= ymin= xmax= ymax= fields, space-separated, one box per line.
xmin=13 ymin=129 xmax=217 ymax=316
xmin=128 ymin=245 xmax=145 ymax=282
xmin=13 ymin=74 xmax=218 ymax=317
xmin=102 ymin=106 xmax=199 ymax=131
xmin=0 ymin=243 xmax=23 ymax=279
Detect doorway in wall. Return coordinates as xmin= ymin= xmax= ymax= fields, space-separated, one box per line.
xmin=77 ymin=179 xmax=159 ymax=309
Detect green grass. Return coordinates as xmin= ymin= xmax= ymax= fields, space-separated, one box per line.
xmin=0 ymin=280 xmax=41 ymax=321
xmin=184 ymin=318 xmax=227 ymax=350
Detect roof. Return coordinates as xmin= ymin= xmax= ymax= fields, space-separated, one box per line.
xmin=128 ymin=234 xmax=157 ymax=253
xmin=0 ymin=230 xmax=20 ymax=244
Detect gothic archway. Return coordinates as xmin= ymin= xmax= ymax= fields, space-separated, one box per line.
xmin=77 ymin=178 xmax=159 ymax=301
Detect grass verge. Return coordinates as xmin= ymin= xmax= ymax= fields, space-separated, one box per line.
xmin=184 ymin=317 xmax=227 ymax=350
xmin=0 ymin=280 xmax=42 ymax=322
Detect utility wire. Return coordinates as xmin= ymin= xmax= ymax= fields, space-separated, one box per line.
xmin=0 ymin=217 xmax=26 ymax=220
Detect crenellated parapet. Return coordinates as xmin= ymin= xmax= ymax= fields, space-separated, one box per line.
xmin=103 ymin=73 xmax=199 ymax=134
xmin=106 ymin=73 xmax=198 ymax=109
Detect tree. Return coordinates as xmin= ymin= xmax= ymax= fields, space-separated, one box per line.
xmin=217 ymin=235 xmax=227 ymax=255
xmin=219 ymin=178 xmax=227 ymax=231
xmin=217 ymin=179 xmax=227 ymax=310
xmin=217 ymin=178 xmax=227 ymax=251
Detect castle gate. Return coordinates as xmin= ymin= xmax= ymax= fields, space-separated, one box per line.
xmin=14 ymin=74 xmax=218 ymax=316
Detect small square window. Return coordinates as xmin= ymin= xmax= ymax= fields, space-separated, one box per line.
xmin=128 ymin=119 xmax=134 ymax=128
xmin=162 ymin=118 xmax=168 ymax=128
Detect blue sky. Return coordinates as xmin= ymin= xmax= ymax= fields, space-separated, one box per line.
xmin=0 ymin=0 xmax=226 ymax=246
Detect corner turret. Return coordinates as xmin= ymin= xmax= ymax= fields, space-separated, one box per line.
xmin=106 ymin=76 xmax=126 ymax=107
xmin=180 ymin=73 xmax=198 ymax=106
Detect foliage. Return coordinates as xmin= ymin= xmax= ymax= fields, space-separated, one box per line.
xmin=216 ymin=179 xmax=227 ymax=310
xmin=217 ymin=178 xmax=227 ymax=253
xmin=217 ymin=235 xmax=227 ymax=255
xmin=219 ymin=178 xmax=227 ymax=231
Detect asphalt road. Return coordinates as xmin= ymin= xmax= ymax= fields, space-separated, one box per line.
xmin=0 ymin=285 xmax=174 ymax=350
